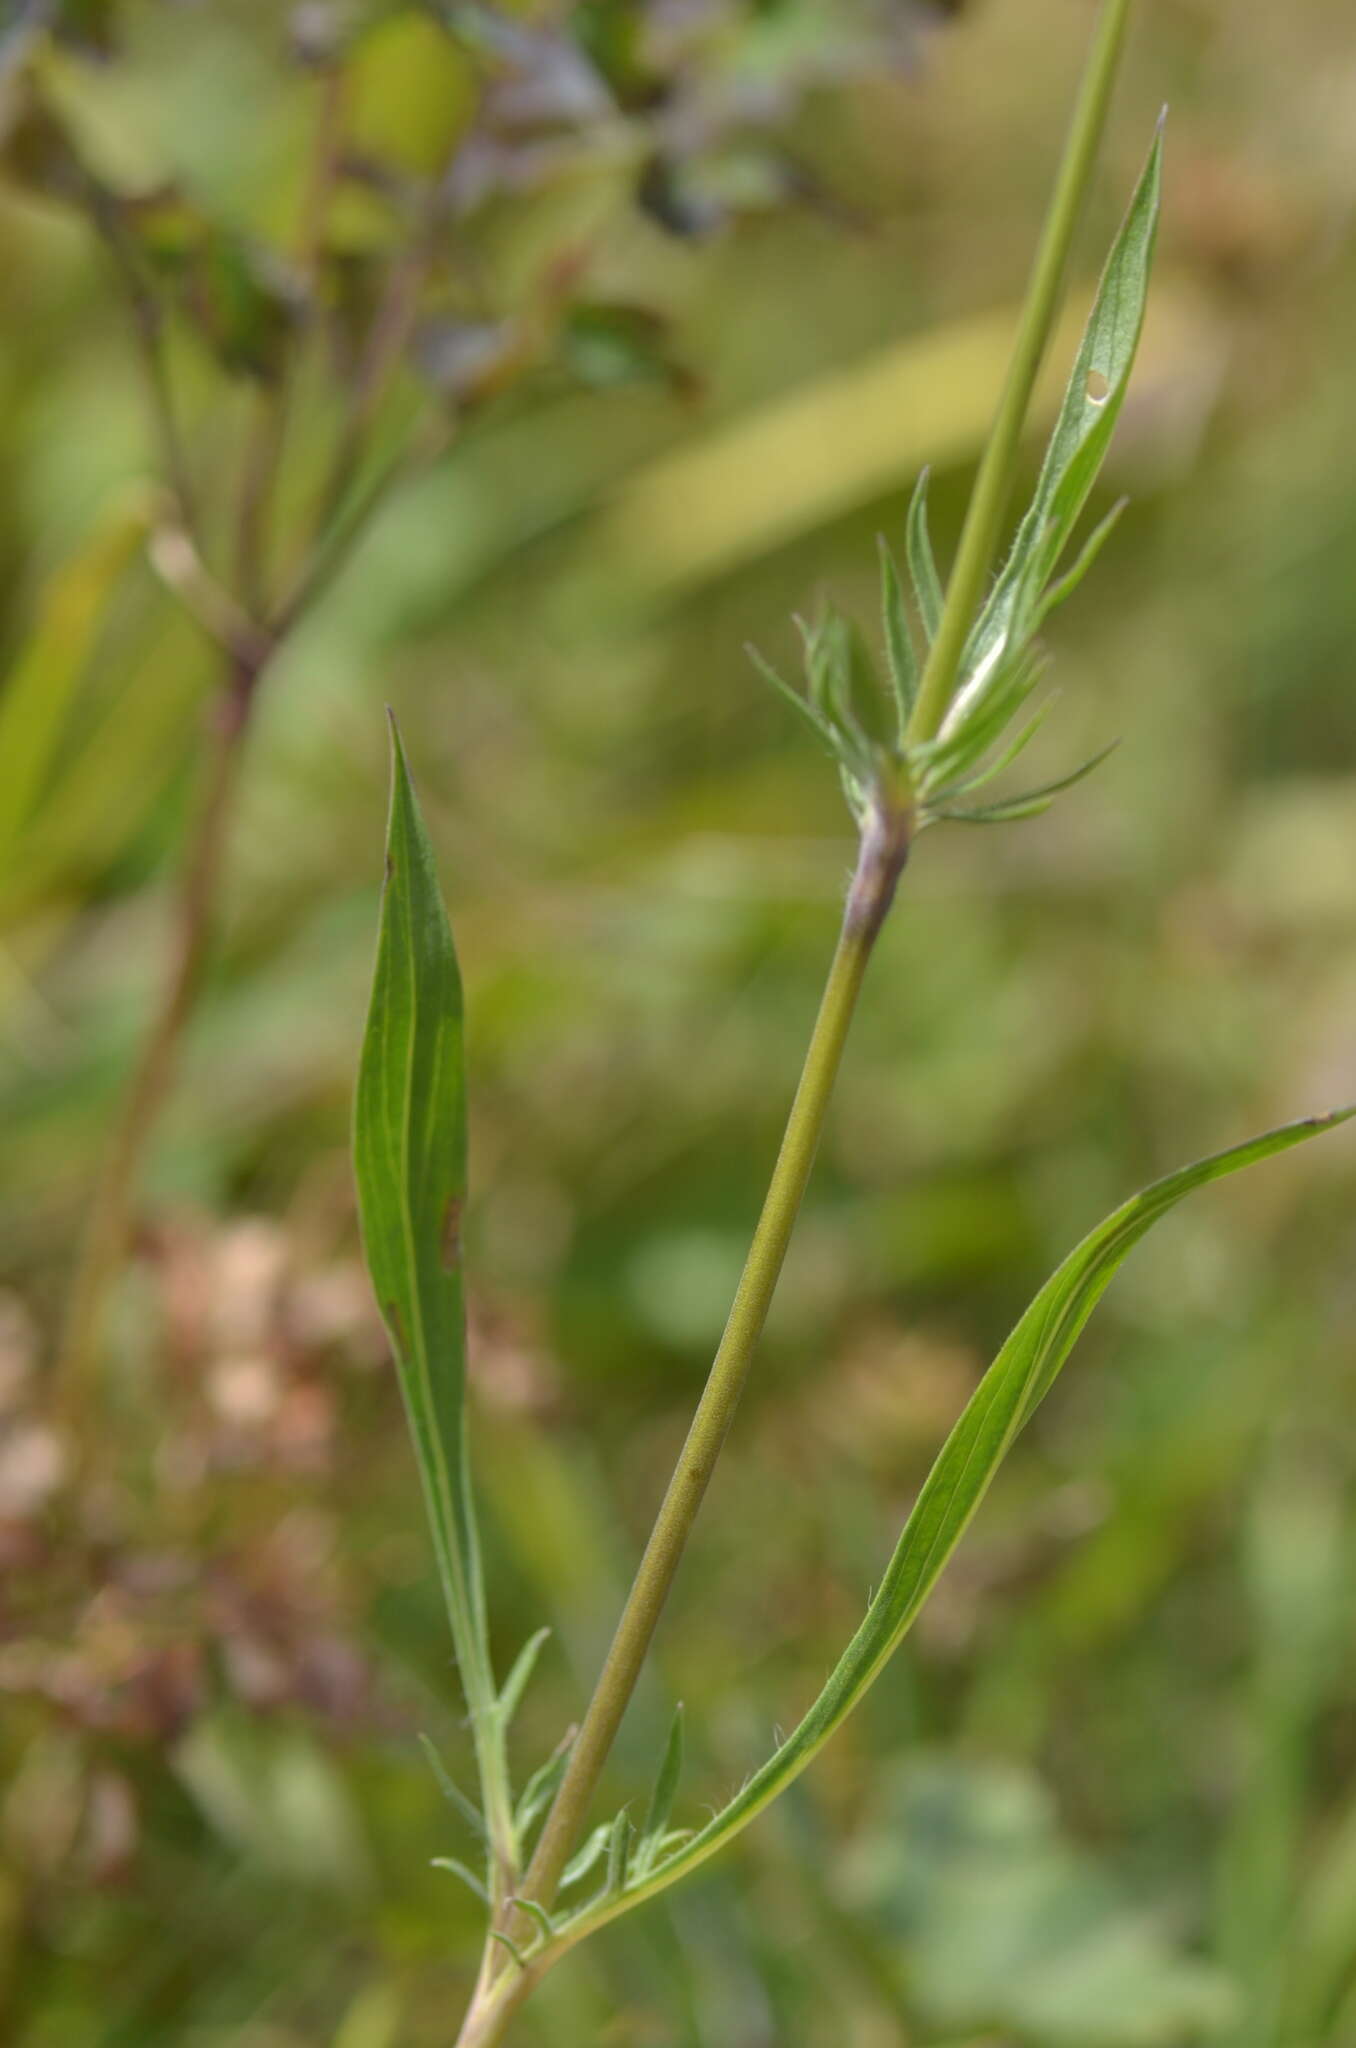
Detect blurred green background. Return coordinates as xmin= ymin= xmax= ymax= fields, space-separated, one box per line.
xmin=3 ymin=2 xmax=1356 ymax=2043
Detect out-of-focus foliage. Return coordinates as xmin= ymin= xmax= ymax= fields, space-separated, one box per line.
xmin=1 ymin=3 xmax=1355 ymax=2044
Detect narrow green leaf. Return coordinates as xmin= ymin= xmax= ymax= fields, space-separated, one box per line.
xmin=962 ymin=127 xmax=1162 ymax=700
xmin=746 ymin=641 xmax=837 ymax=753
xmin=489 ymin=1928 xmax=527 ymax=1969
xmin=877 ymin=537 xmax=918 ymax=731
xmin=559 ymin=1823 xmax=610 ymax=1892
xmin=604 ymin=1809 xmax=634 ymax=1896
xmin=798 ymin=608 xmax=867 ymax=755
xmin=515 ymin=1737 xmax=573 ymax=1839
xmin=432 ymin=1856 xmax=490 ymax=1906
xmin=417 ymin=1733 xmax=487 ymax=1841
xmin=925 ymin=698 xmax=1055 ymax=809
xmin=635 ymin=1706 xmax=684 ymax=1877
xmin=920 ymin=649 xmax=1047 ymax=795
xmin=936 ymin=740 xmax=1118 ymax=824
xmin=499 ymin=1627 xmax=550 ymax=1728
xmin=905 ymin=469 xmax=943 ymax=642
xmin=353 ymin=720 xmax=491 ymax=1717
xmin=510 ymin=1896 xmax=556 ymax=1942
xmin=562 ymin=1105 xmax=1354 ymax=1939
xmin=1034 ymin=495 xmax=1127 ymax=625
xmin=0 ymin=491 xmax=148 ymax=882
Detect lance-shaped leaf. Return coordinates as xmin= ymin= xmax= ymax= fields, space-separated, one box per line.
xmin=556 ymin=1105 xmax=1354 ymax=1945
xmin=354 ymin=720 xmax=493 ymax=1719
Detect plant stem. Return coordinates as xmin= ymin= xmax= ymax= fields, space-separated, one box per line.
xmin=58 ymin=645 xmax=269 ymax=1394
xmin=905 ymin=0 xmax=1134 ymax=746
xmin=515 ymin=804 xmax=910 ymax=1932
xmin=451 ymin=808 xmax=909 ymax=2048
xmin=452 ymin=863 xmax=899 ymax=2048
xmin=457 ymin=10 xmax=1138 ymax=2031
xmin=58 ymin=58 xmax=399 ymax=1388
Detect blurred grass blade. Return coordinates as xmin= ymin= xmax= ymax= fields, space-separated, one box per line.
xmin=0 ymin=490 xmax=148 ymax=878
xmin=562 ymin=1105 xmax=1354 ymax=1939
xmin=353 ymin=719 xmax=496 ymax=1738
xmin=1281 ymin=1781 xmax=1356 ymax=2042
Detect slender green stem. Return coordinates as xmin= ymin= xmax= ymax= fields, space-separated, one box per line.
xmin=453 ymin=821 xmax=908 ymax=2048
xmin=905 ymin=0 xmax=1133 ymax=746
xmin=514 ymin=809 xmax=909 ymax=1938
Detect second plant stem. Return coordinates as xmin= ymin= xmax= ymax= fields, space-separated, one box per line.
xmin=58 ymin=646 xmax=269 ymax=1397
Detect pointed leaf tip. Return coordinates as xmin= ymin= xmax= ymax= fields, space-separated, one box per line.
xmin=565 ymin=1104 xmax=1352 ymax=1929
xmin=499 ymin=1626 xmax=551 ymax=1728
xmin=636 ymin=1704 xmax=685 ymax=1876
xmin=354 ymin=729 xmax=492 ymax=1713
